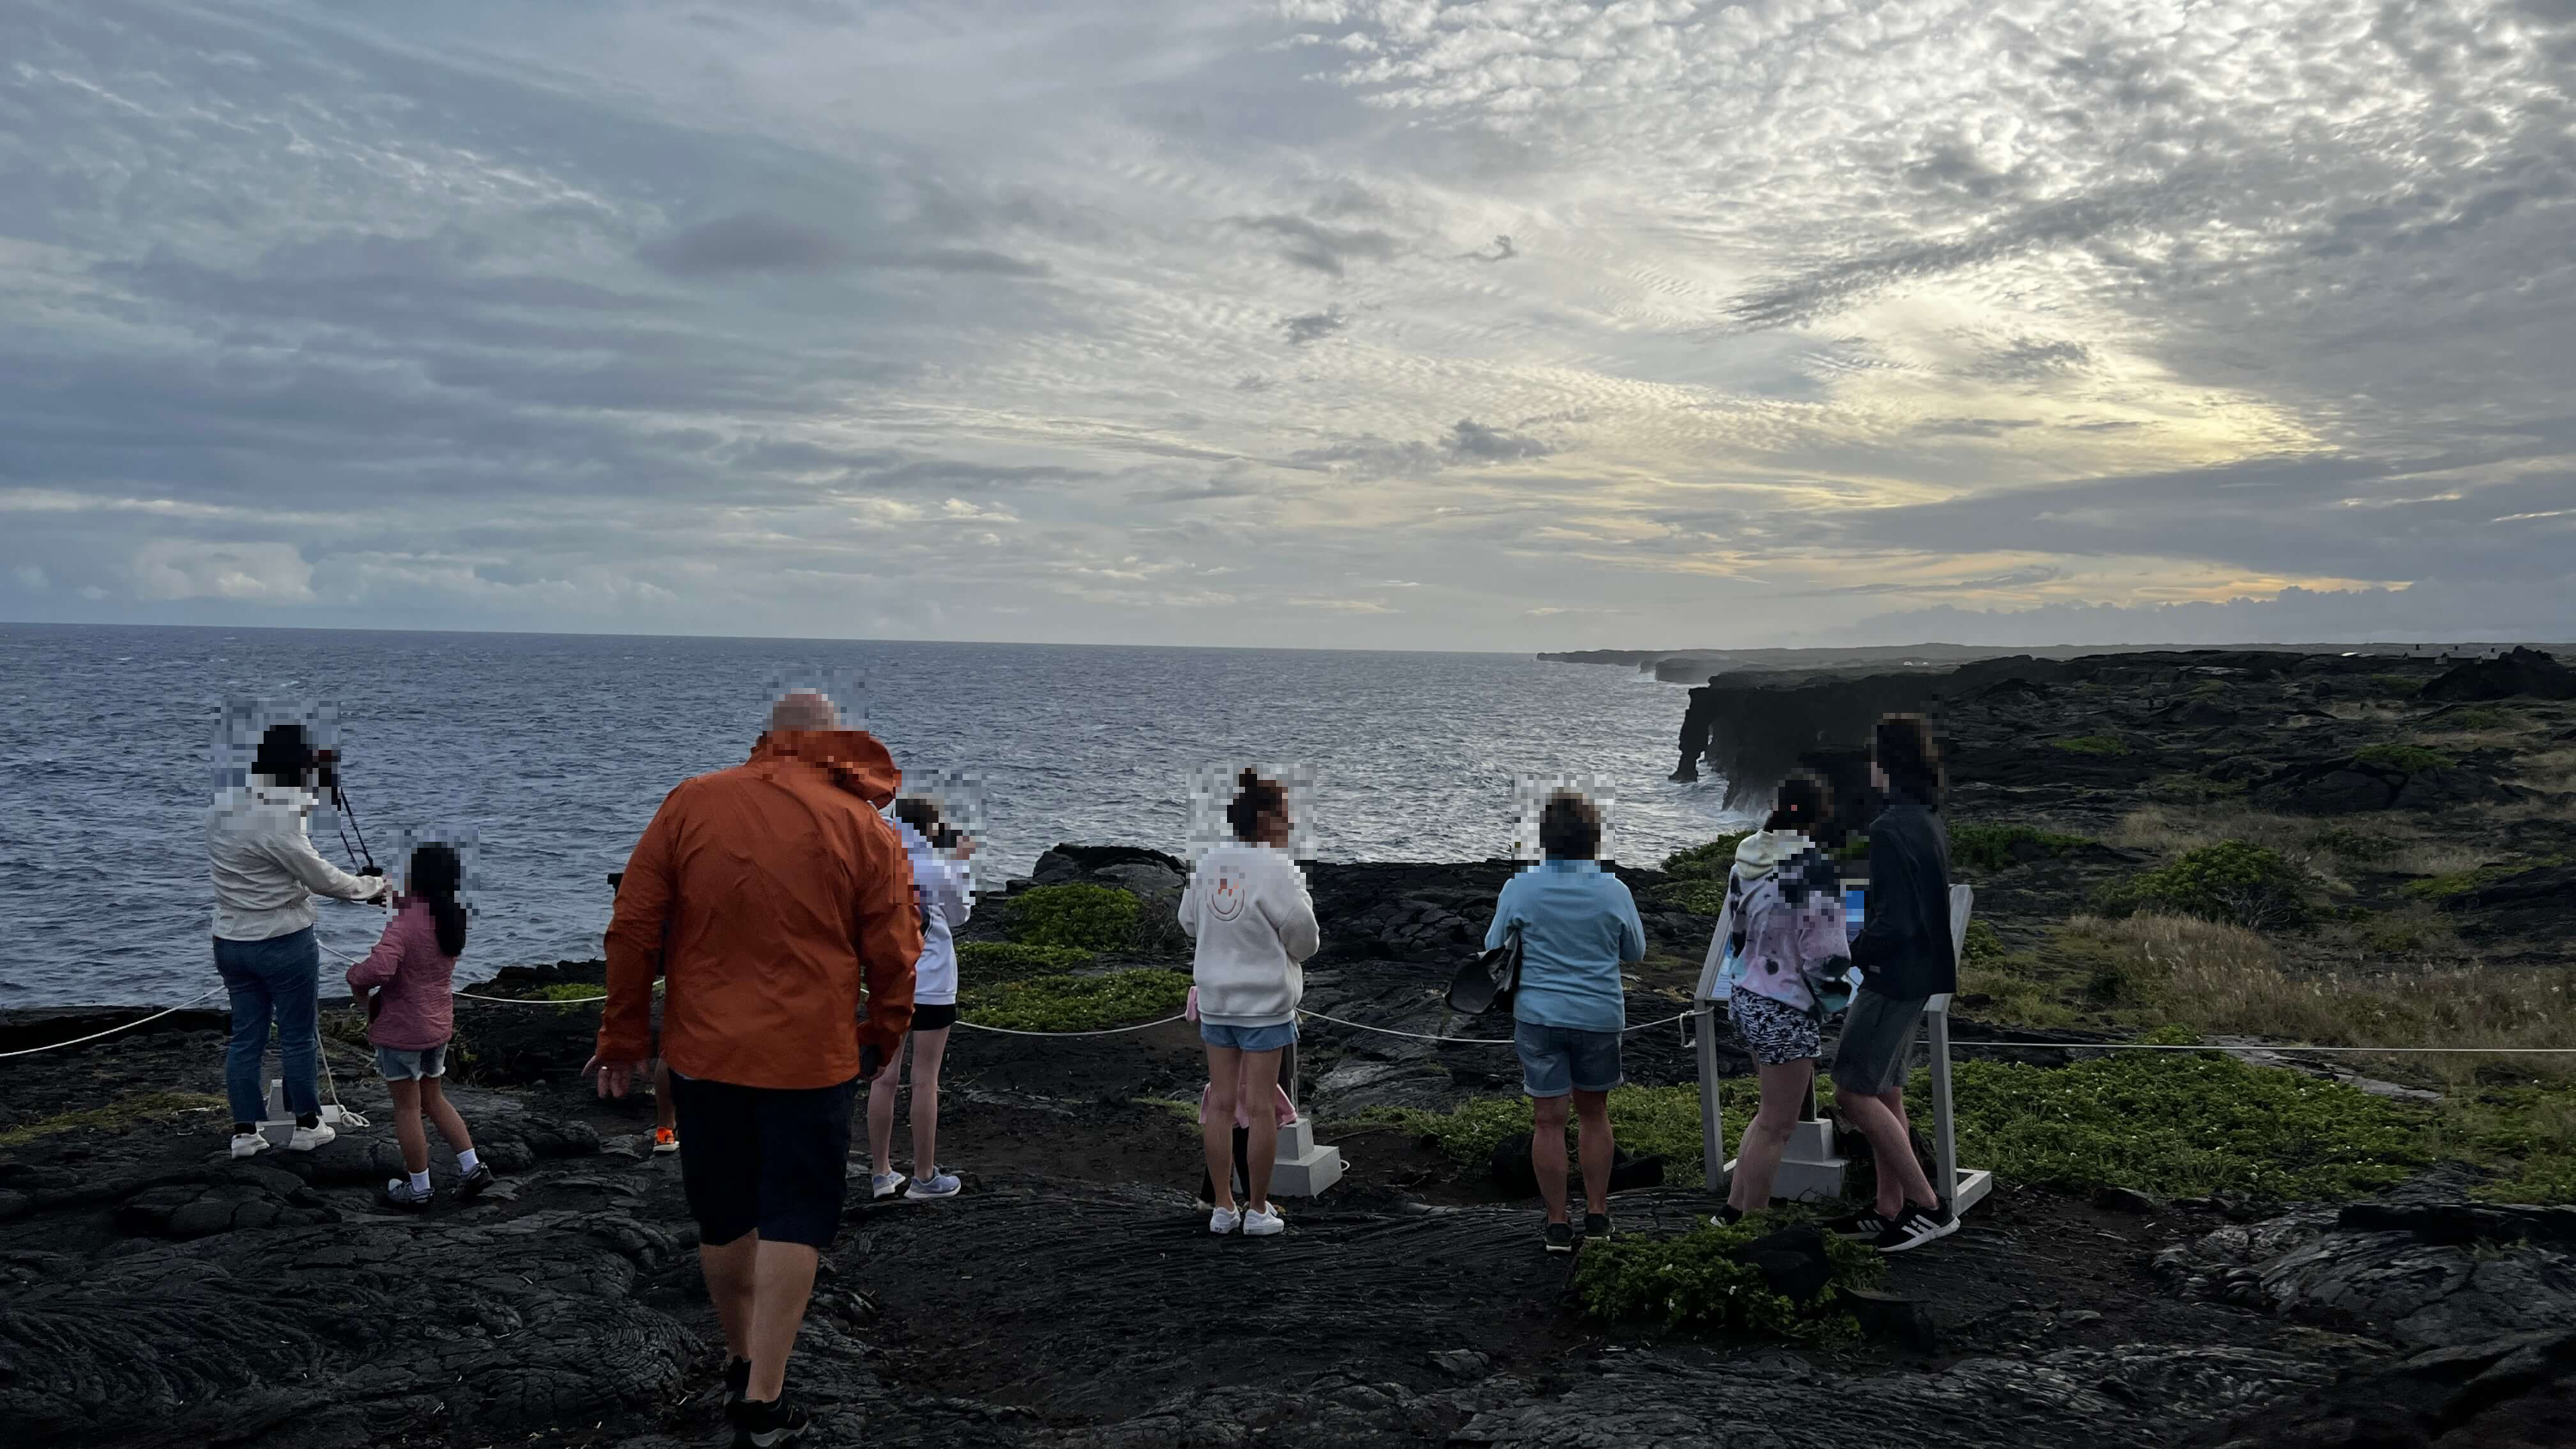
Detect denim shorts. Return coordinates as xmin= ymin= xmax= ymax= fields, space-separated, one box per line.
xmin=1515 ymin=1020 xmax=1623 ymax=1098
xmin=1199 ymin=1020 xmax=1297 ymax=1052
xmin=376 ymin=1043 xmax=448 ymax=1081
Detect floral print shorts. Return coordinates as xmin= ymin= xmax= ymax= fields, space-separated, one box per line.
xmin=1728 ymin=989 xmax=1823 ymax=1066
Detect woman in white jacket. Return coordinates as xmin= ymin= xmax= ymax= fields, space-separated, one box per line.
xmin=1179 ymin=770 xmax=1319 ymax=1237
xmin=867 ymin=796 xmax=975 ymax=1200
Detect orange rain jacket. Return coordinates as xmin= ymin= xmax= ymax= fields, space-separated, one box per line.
xmin=599 ymin=729 xmax=922 ymax=1089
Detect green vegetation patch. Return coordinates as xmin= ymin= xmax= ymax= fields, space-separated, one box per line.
xmin=1357 ymin=1084 xmax=1723 ymax=1176
xmin=2369 ymin=674 xmax=2425 ymax=698
xmin=2438 ymin=707 xmax=2516 ymax=732
xmin=2053 ymin=735 xmax=2130 ymax=757
xmin=1661 ymin=833 xmax=1751 ymax=880
xmin=2309 ymin=825 xmax=2399 ymax=863
xmin=957 ymin=941 xmax=1099 ymax=979
xmin=2438 ymin=1081 xmax=2576 ymax=1205
xmin=1945 ymin=1039 xmax=2428 ymax=1201
xmin=0 ymin=1091 xmax=226 ymax=1148
xmin=1573 ymin=1217 xmax=1886 ymax=1340
xmin=1948 ymin=822 xmax=2093 ymax=874
xmin=957 ymin=968 xmax=1188 ymax=1032
xmin=2404 ymin=855 xmax=2567 ymax=903
xmin=2355 ymin=743 xmax=2456 ymax=773
xmin=1005 ymin=883 xmax=1140 ymax=953
xmin=1960 ymin=917 xmax=2006 ymax=965
xmin=2091 ymin=839 xmax=2313 ymax=931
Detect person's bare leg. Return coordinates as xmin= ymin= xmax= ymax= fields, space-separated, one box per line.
xmin=698 ymin=1233 xmax=757 ymax=1362
xmin=866 ymin=1036 xmax=905 ymax=1177
xmin=907 ymin=1027 xmax=949 ymax=1178
xmin=1729 ymin=1060 xmax=1813 ymax=1213
xmin=1530 ymin=1093 xmax=1571 ymax=1223
xmin=1239 ymin=1048 xmax=1284 ymax=1213
xmin=1571 ymin=1088 xmax=1613 ymax=1217
xmin=1201 ymin=1044 xmax=1243 ymax=1212
xmin=420 ymin=1076 xmax=475 ymax=1157
xmin=744 ymin=1239 xmax=819 ymax=1402
xmin=653 ymin=1062 xmax=676 ymax=1136
xmin=1835 ymin=1086 xmax=1938 ymax=1215
xmin=389 ymin=1078 xmax=428 ymax=1174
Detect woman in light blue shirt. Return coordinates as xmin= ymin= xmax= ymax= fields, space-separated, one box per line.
xmin=1483 ymin=790 xmax=1646 ymax=1255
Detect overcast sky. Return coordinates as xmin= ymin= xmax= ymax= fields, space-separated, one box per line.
xmin=4 ymin=0 xmax=2572 ymax=650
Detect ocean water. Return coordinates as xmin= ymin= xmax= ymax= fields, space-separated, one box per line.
xmin=0 ymin=624 xmax=1742 ymax=1006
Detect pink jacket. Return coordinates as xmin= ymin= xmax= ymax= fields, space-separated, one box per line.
xmin=346 ymin=899 xmax=459 ymax=1051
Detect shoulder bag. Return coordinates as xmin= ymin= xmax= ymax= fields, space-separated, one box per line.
xmin=1447 ymin=922 xmax=1524 ymax=1016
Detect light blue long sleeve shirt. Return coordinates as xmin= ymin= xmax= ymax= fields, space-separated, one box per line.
xmin=1483 ymin=857 xmax=1645 ymax=1033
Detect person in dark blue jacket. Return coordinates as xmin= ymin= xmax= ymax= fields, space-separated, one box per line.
xmin=1827 ymin=713 xmax=1959 ymax=1254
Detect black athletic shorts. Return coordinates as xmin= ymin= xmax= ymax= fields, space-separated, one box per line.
xmin=666 ymin=1069 xmax=860 ymax=1249
xmin=911 ymin=1002 xmax=958 ymax=1032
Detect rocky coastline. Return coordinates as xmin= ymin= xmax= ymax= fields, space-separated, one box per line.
xmin=7 ymin=644 xmax=2576 ymax=1447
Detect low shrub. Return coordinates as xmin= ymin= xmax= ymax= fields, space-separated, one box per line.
xmin=2355 ymin=743 xmax=2456 ymax=773
xmin=2054 ymin=735 xmax=2129 ymax=757
xmin=2309 ymin=825 xmax=2398 ymax=863
xmin=1944 ymin=1044 xmax=2429 ymax=1201
xmin=957 ymin=941 xmax=1099 ymax=979
xmin=2091 ymin=840 xmax=2313 ymax=931
xmin=1662 ymin=833 xmax=1751 ymax=879
xmin=1006 ymin=884 xmax=1139 ymax=952
xmin=2437 ymin=707 xmax=2515 ymax=732
xmin=1646 ymin=878 xmax=1729 ymax=915
xmin=2369 ymin=674 xmax=2425 ymax=698
xmin=1572 ymin=1218 xmax=1885 ymax=1340
xmin=1949 ymin=822 xmax=2093 ymax=874
xmin=1959 ymin=917 xmax=2005 ymax=965
xmin=957 ymin=968 xmax=1188 ymax=1032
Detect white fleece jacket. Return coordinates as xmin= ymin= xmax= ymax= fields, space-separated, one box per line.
xmin=895 ymin=819 xmax=973 ymax=1006
xmin=1179 ymin=842 xmax=1320 ymax=1027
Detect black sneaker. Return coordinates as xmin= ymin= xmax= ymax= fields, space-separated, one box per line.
xmin=1543 ymin=1221 xmax=1575 ymax=1255
xmin=1825 ymin=1207 xmax=1893 ymax=1240
xmin=1874 ymin=1202 xmax=1958 ymax=1254
xmin=722 ymin=1355 xmax=751 ymax=1410
xmin=1583 ymin=1212 xmax=1613 ymax=1242
xmin=1710 ymin=1205 xmax=1746 ymax=1228
xmin=454 ymin=1164 xmax=496 ymax=1202
xmin=730 ymin=1393 xmax=811 ymax=1449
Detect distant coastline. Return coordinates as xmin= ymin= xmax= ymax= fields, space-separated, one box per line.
xmin=1540 ymin=641 xmax=2576 ymax=687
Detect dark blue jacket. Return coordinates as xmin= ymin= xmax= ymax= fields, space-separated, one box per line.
xmin=1849 ymin=789 xmax=1955 ymax=1000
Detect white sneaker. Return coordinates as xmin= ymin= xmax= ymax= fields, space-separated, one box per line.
xmin=1208 ymin=1206 xmax=1242 ymax=1234
xmin=871 ymin=1171 xmax=905 ymax=1199
xmin=1242 ymin=1206 xmax=1286 ymax=1237
xmin=288 ymin=1122 xmax=336 ymax=1152
xmin=229 ymin=1132 xmax=267 ymax=1159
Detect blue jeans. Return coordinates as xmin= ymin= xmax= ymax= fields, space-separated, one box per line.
xmin=213 ymin=928 xmax=322 ymax=1126
xmin=1199 ymin=1020 xmax=1297 ymax=1052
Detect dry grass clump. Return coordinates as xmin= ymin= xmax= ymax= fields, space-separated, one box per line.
xmin=2512 ymin=746 xmax=2576 ymax=795
xmin=2111 ymin=806 xmax=2324 ymax=856
xmin=2062 ymin=912 xmax=2576 ymax=1088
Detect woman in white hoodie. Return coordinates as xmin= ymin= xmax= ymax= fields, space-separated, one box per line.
xmin=1179 ymin=769 xmax=1320 ymax=1238
xmin=867 ymin=796 xmax=975 ymax=1200
xmin=1714 ymin=776 xmax=1854 ymax=1225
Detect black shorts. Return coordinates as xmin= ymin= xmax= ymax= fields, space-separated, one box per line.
xmin=911 ymin=1002 xmax=958 ymax=1032
xmin=666 ymin=1069 xmax=860 ymax=1250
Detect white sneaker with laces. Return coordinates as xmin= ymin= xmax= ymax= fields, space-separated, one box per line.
xmin=1241 ymin=1205 xmax=1286 ymax=1237
xmin=1208 ymin=1206 xmax=1242 ymax=1234
xmin=288 ymin=1122 xmax=336 ymax=1152
xmin=870 ymin=1171 xmax=905 ymax=1199
xmin=229 ymin=1132 xmax=267 ymax=1160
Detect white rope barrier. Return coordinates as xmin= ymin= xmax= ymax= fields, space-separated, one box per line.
xmin=955 ymin=1014 xmax=1188 ymax=1038
xmin=0 ymin=984 xmax=230 ymax=1059
xmin=1946 ymin=1040 xmax=2576 ymax=1055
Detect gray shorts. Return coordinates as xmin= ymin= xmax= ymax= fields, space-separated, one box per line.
xmin=376 ymin=1044 xmax=448 ymax=1081
xmin=1515 ymin=1020 xmax=1623 ymax=1098
xmin=1831 ymin=991 xmax=1928 ymax=1096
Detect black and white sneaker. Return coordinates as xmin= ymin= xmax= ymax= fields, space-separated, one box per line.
xmin=454 ymin=1164 xmax=496 ymax=1202
xmin=1543 ymin=1221 xmax=1575 ymax=1255
xmin=1824 ymin=1207 xmax=1893 ymax=1240
xmin=1583 ymin=1212 xmax=1613 ymax=1242
xmin=721 ymin=1355 xmax=751 ymax=1412
xmin=1873 ymin=1202 xmax=1958 ymax=1254
xmin=730 ymin=1392 xmax=811 ymax=1448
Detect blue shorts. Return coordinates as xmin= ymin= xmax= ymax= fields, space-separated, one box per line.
xmin=1515 ymin=1020 xmax=1623 ymax=1098
xmin=376 ymin=1044 xmax=448 ymax=1081
xmin=1200 ymin=1020 xmax=1297 ymax=1052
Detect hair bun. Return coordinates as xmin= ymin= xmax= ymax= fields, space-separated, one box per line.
xmin=1237 ymin=767 xmax=1261 ymax=788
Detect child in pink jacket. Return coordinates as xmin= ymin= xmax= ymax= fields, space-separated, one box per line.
xmin=346 ymin=843 xmax=495 ymax=1211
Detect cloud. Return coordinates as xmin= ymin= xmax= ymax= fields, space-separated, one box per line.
xmin=1280 ymin=307 xmax=1350 ymax=344
xmin=131 ymin=540 xmax=314 ymax=603
xmin=12 ymin=564 xmax=48 ymax=591
xmin=1459 ymin=234 xmax=1516 ymax=263
xmin=640 ymin=214 xmax=851 ymax=277
xmin=1231 ymin=214 xmax=1402 ymax=276
xmin=1443 ymin=418 xmax=1552 ymax=462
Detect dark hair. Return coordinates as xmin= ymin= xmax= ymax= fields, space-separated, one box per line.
xmin=409 ymin=843 xmax=469 ymax=958
xmin=252 ymin=723 xmax=314 ymax=787
xmin=1766 ymin=774 xmax=1831 ymax=833
xmin=892 ymin=796 xmax=955 ymax=849
xmin=1873 ymin=712 xmax=1944 ymax=807
xmin=1226 ymin=769 xmax=1287 ymax=842
xmin=1537 ymin=790 xmax=1601 ymax=859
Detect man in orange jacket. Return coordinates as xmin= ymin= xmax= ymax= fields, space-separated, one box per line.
xmin=588 ymin=689 xmax=920 ymax=1447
